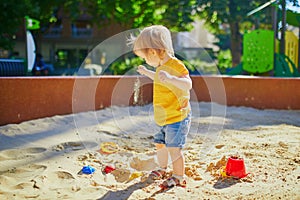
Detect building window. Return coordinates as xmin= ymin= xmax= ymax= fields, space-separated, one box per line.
xmin=43 ymin=19 xmax=62 ymax=38
xmin=72 ymin=21 xmax=92 ymax=38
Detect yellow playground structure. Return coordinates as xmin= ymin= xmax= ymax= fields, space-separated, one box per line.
xmin=227 ymin=29 xmax=299 ymax=77
xmin=227 ymin=1 xmax=300 ymax=77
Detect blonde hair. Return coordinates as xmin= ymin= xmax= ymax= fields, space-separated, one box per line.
xmin=128 ymin=25 xmax=174 ymax=58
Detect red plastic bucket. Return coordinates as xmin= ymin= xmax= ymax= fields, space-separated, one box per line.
xmin=225 ymin=156 xmax=247 ymax=178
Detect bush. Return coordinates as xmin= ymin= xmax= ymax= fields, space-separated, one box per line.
xmin=105 ymin=52 xmax=144 ymax=75
xmin=107 ymin=53 xmax=220 ymax=75
xmin=184 ymin=59 xmax=219 ymax=75
xmin=217 ymin=49 xmax=232 ymax=74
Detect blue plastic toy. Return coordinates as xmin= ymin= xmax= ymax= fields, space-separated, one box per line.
xmin=81 ymin=165 xmax=95 ymax=174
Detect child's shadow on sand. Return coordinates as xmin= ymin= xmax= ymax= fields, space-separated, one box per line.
xmin=98 ymin=178 xmax=163 ymax=200
xmin=213 ymin=177 xmax=240 ymax=189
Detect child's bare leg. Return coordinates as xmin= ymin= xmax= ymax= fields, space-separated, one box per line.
xmin=168 ymin=147 xmax=184 ymax=176
xmin=159 ymin=147 xmax=186 ymax=189
xmin=147 ymin=143 xmax=168 ymax=180
xmin=156 ymin=143 xmax=168 ymax=169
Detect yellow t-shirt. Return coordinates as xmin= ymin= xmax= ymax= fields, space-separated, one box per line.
xmin=153 ymin=57 xmax=191 ymax=126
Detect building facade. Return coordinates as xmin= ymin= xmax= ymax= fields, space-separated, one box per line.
xmin=10 ymin=8 xmax=217 ymax=75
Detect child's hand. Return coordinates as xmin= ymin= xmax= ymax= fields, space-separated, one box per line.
xmin=158 ymin=70 xmax=173 ymax=83
xmin=137 ymin=65 xmax=147 ymax=75
xmin=136 ymin=65 xmax=155 ymax=80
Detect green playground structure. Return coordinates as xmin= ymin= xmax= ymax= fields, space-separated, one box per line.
xmin=226 ymin=1 xmax=300 ymax=77
xmin=227 ymin=29 xmax=300 ymax=77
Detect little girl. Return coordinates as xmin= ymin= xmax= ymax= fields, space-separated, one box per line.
xmin=129 ymin=25 xmax=192 ymax=189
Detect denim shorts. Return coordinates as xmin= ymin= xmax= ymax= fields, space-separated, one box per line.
xmin=153 ymin=113 xmax=191 ymax=148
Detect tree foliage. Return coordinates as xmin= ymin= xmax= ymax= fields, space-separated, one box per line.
xmin=2 ymin=0 xmax=298 ymax=68
xmin=196 ymin=0 xmax=273 ymax=66
xmin=76 ymin=0 xmax=197 ymax=31
xmin=0 ymin=0 xmax=31 ymax=49
xmin=0 ymin=0 xmax=196 ymax=51
xmin=0 ymin=0 xmax=61 ymax=50
xmin=196 ymin=0 xmax=299 ymax=66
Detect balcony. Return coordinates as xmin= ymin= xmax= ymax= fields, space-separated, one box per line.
xmin=43 ymin=27 xmax=62 ymax=38
xmin=72 ymin=27 xmax=93 ymax=38
xmin=43 ymin=26 xmax=92 ymax=38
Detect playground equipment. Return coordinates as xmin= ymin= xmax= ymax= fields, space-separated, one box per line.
xmin=285 ymin=31 xmax=298 ymax=72
xmin=227 ymin=0 xmax=300 ymax=77
xmin=227 ymin=29 xmax=299 ymax=77
xmin=243 ymin=29 xmax=274 ymax=74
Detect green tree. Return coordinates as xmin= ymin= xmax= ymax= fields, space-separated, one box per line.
xmin=0 ymin=0 xmax=196 ymax=51
xmin=196 ymin=0 xmax=271 ymax=67
xmin=196 ymin=0 xmax=299 ymax=67
xmin=0 ymin=0 xmax=63 ymax=50
xmin=0 ymin=0 xmax=32 ymax=50
xmin=79 ymin=0 xmax=196 ymax=31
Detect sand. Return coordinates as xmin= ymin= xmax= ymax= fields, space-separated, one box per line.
xmin=0 ymin=102 xmax=299 ymax=200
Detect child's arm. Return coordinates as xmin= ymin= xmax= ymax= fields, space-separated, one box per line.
xmin=158 ymin=70 xmax=192 ymax=91
xmin=137 ymin=65 xmax=155 ymax=80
